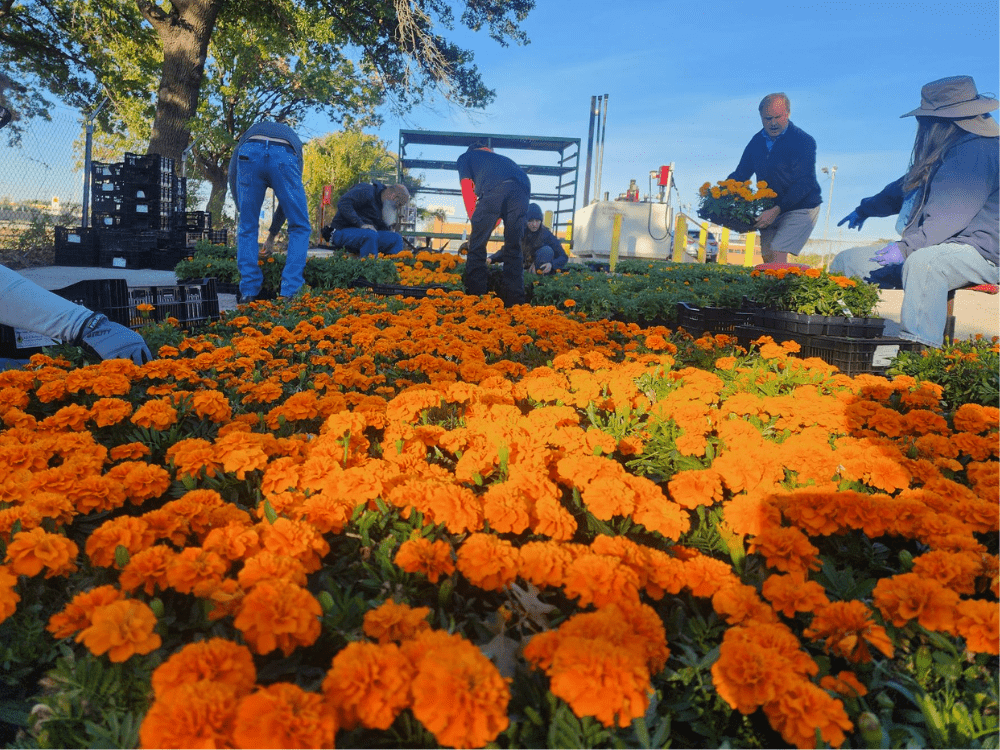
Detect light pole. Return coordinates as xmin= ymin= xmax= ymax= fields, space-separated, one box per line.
xmin=820 ymin=166 xmax=837 ymax=268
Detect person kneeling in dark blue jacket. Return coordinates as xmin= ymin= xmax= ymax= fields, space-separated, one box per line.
xmin=490 ymin=203 xmax=568 ymax=274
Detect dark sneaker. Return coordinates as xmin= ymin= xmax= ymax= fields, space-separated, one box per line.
xmin=237 ymin=291 xmax=259 ymax=305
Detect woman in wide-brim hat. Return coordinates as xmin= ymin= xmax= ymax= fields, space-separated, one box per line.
xmin=829 ymin=75 xmax=999 ymax=348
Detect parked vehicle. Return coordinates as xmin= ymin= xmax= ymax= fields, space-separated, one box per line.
xmin=686 ymin=228 xmax=719 ymax=262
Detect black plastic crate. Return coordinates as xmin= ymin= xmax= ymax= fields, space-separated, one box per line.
xmin=676 ymin=303 xmax=752 ymax=336
xmin=92 ymin=213 xmax=127 ymax=229
xmin=98 ymin=230 xmax=157 ymax=269
xmin=149 ymin=246 xmax=190 ymax=272
xmin=803 ymin=336 xmax=922 ymax=376
xmin=206 ymin=228 xmax=228 ymax=245
xmin=121 ymin=153 xmax=175 ymax=183
xmin=54 ymin=227 xmax=98 ymax=267
xmin=174 ymin=211 xmax=212 ymax=231
xmin=91 ymin=189 xmax=126 ymax=213
xmin=179 ymin=278 xmax=220 ymax=327
xmin=349 ymin=279 xmax=447 ymax=298
xmin=91 ymin=161 xmax=123 ymax=181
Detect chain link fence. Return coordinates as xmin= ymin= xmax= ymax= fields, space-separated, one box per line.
xmin=0 ymin=103 xmax=91 ymax=267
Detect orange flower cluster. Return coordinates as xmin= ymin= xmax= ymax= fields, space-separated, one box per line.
xmin=712 ymin=621 xmax=852 ymax=748
xmin=524 ymin=600 xmax=668 ymax=728
xmin=323 ymin=601 xmax=510 ymax=748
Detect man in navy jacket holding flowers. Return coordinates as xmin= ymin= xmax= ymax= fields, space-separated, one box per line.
xmin=728 ymin=93 xmax=822 ymax=263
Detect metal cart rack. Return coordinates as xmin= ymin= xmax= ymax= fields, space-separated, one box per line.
xmin=397 ymin=129 xmax=580 ymax=250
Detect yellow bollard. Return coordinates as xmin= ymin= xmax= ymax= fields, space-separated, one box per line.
xmin=719 ymin=227 xmax=730 ymax=265
xmin=697 ymin=222 xmax=709 ymax=264
xmin=609 ymin=213 xmax=623 ymax=273
xmin=672 ymin=214 xmax=687 ymax=262
xmin=743 ymin=232 xmax=756 ymax=266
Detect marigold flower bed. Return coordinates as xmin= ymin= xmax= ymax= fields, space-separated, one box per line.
xmin=0 ymin=286 xmax=996 ymax=749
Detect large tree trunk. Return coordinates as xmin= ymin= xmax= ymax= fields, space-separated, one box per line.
xmin=141 ymin=0 xmax=224 ymax=164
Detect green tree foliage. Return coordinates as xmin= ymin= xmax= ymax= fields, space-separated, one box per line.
xmin=0 ymin=0 xmax=535 ymax=163
xmin=302 ymin=130 xmax=400 ymax=231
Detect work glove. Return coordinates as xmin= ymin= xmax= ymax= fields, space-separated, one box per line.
xmin=837 ymin=211 xmax=866 ymax=230
xmin=870 ymin=242 xmax=904 ymax=267
xmin=77 ymin=313 xmax=152 ymax=365
xmin=536 ymin=262 xmax=552 ymax=274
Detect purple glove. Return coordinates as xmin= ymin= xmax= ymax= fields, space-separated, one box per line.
xmin=870 ymin=242 xmax=904 ymax=266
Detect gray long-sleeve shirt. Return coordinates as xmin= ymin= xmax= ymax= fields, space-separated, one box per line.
xmin=856 ymin=132 xmax=998 ymax=265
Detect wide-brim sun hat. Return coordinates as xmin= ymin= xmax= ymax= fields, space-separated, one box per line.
xmin=901 ymin=75 xmax=999 ymax=137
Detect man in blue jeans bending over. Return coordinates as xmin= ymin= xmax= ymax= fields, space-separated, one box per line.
xmin=324 ymin=182 xmax=410 ymax=258
xmin=230 ymin=121 xmax=311 ymax=303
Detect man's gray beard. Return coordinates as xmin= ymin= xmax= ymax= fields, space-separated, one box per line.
xmin=382 ymin=203 xmax=398 ymax=228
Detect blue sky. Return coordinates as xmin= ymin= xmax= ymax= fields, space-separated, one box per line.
xmin=297 ymin=0 xmax=999 ymax=243
xmin=8 ymin=0 xmax=999 ymax=247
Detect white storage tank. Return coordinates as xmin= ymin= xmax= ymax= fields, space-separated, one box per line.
xmin=571 ymin=201 xmax=675 ymax=259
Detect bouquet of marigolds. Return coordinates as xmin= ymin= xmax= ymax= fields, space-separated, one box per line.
xmin=697 ymin=178 xmax=777 ymax=233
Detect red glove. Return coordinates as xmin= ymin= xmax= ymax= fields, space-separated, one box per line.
xmin=460 ymin=178 xmax=477 ymax=220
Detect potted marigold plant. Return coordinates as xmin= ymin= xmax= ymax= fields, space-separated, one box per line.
xmin=751 ymin=266 xmax=884 ymax=337
xmin=697 ymin=179 xmax=777 ymax=233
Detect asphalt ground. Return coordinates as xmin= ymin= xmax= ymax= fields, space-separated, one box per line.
xmin=13 ymin=261 xmax=1000 ymax=341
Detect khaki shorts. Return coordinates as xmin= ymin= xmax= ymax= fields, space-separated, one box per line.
xmin=759 ymin=206 xmax=820 ymax=257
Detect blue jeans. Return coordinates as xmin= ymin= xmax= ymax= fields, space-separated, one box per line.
xmin=237 ymin=140 xmax=311 ymax=298
xmin=829 ymin=242 xmax=1000 ymax=347
xmin=0 ymin=263 xmax=90 ymax=342
xmin=466 ymin=182 xmax=529 ymax=305
xmin=330 ymin=228 xmax=403 ymax=259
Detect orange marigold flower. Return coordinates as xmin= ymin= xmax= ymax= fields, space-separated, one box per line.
xmin=322 ymin=641 xmax=415 ymax=730
xmin=820 ymin=670 xmax=868 ymax=698
xmin=952 ymin=403 xmax=999 ymax=434
xmin=712 ymin=581 xmax=778 ymax=626
xmin=119 ymin=545 xmax=177 ymax=596
xmin=761 ymin=572 xmax=830 ymax=618
xmin=667 ymin=467 xmax=724 ymax=509
xmin=762 ymin=679 xmax=853 ymax=749
xmin=955 ymin=599 xmax=999 ymax=655
xmin=76 ymin=598 xmax=162 ymax=662
xmin=85 ymin=516 xmax=153 ymax=568
xmin=47 ymin=585 xmax=123 ymax=639
xmin=911 ymin=549 xmax=982 ymax=596
xmin=531 ymin=495 xmax=577 ymax=541
xmin=873 ymin=572 xmax=960 ymax=633
xmin=232 ymin=682 xmax=336 ymax=749
xmin=5 ymin=527 xmax=79 ymax=578
xmin=547 ymin=638 xmax=651 ymax=728
xmin=711 ymin=632 xmax=785 ymax=713
xmin=139 ymin=680 xmax=240 ymax=749
xmin=130 ymin=399 xmax=179 ymax=430
xmin=563 ymin=552 xmax=643 ymax=608
xmin=394 ymin=537 xmax=456 ymax=584
xmin=109 ymin=442 xmax=151 ymax=461
xmin=748 ymin=526 xmax=821 ymax=576
xmin=191 ymin=390 xmax=233 ymax=423
xmin=233 ymin=579 xmax=322 ymax=656
xmin=164 ymin=547 xmax=229 ymax=594
xmin=0 ymin=565 xmax=20 ymax=624
xmin=456 ymin=533 xmax=520 ymax=591
xmin=258 ymin=517 xmax=330 ymax=573
xmin=802 ymin=600 xmax=895 ymax=663
xmin=90 ymin=397 xmax=133 ymax=427
xmin=409 ymin=633 xmax=510 ymax=747
xmin=363 ymin=599 xmax=432 ymax=644
xmin=107 ymin=461 xmax=172 ymax=504
xmin=517 ymin=540 xmax=577 ymax=589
